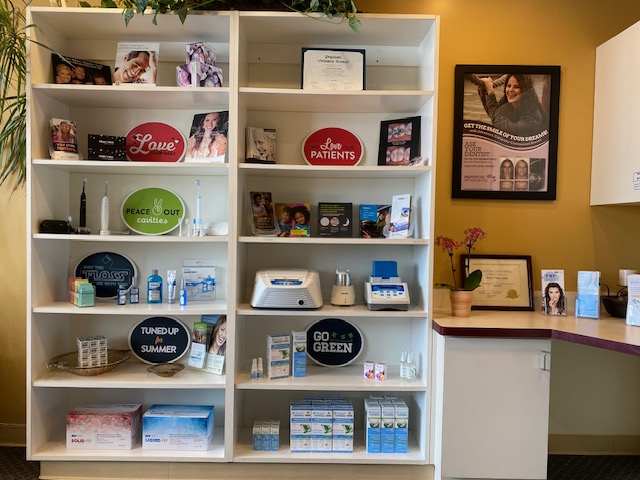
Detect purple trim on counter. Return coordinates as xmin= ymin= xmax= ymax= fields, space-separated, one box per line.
xmin=432 ymin=320 xmax=640 ymax=356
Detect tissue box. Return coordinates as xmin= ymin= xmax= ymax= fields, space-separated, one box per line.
xmin=66 ymin=404 xmax=142 ymax=450
xmin=143 ymin=404 xmax=214 ymax=451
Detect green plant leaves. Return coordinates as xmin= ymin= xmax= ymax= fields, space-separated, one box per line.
xmin=462 ymin=269 xmax=482 ymax=291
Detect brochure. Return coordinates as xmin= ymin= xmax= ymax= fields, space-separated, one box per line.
xmin=114 ymin=42 xmax=159 ymax=85
xmin=541 ymin=269 xmax=567 ymax=316
xmin=575 ymin=270 xmax=600 ymax=319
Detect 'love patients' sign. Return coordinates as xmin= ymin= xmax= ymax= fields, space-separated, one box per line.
xmin=302 ymin=127 xmax=363 ymax=166
xmin=121 ymin=187 xmax=185 ymax=235
xmin=129 ymin=317 xmax=191 ymax=364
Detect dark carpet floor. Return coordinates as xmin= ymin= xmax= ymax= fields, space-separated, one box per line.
xmin=1 ymin=448 xmax=639 ymax=479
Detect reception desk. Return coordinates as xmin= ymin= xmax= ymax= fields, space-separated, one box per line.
xmin=432 ymin=311 xmax=640 ymax=480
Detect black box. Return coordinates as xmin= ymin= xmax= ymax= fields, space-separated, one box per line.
xmin=87 ymin=134 xmax=127 ymax=161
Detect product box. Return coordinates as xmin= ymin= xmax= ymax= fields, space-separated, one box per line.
xmin=182 ymin=259 xmax=216 ymax=301
xmin=252 ymin=420 xmax=263 ymax=451
xmin=87 ymin=134 xmax=126 ymax=161
xmin=332 ymin=403 xmax=354 ymax=453
xmin=142 ymin=404 xmax=214 ymax=451
xmin=311 ymin=402 xmax=333 ymax=453
xmin=292 ymin=330 xmax=306 ymax=378
xmin=364 ymin=399 xmax=381 ymax=453
xmin=269 ymin=420 xmax=280 ymax=451
xmin=364 ymin=360 xmax=375 ymax=379
xmin=66 ymin=404 xmax=142 ymax=450
xmin=266 ymin=334 xmax=290 ymax=379
xmin=290 ymin=401 xmax=312 ymax=453
xmin=380 ymin=401 xmax=396 ymax=453
xmin=393 ymin=400 xmax=409 ymax=454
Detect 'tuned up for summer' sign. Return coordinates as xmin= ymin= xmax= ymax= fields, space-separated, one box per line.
xmin=121 ymin=187 xmax=185 ymax=235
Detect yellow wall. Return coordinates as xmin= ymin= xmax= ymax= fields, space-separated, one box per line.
xmin=2 ymin=0 xmax=640 ymax=442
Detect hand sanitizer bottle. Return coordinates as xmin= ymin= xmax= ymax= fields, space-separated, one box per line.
xmin=147 ymin=269 xmax=162 ymax=304
xmin=257 ymin=357 xmax=263 ymax=379
xmin=400 ymin=351 xmax=408 ymax=379
xmin=251 ymin=358 xmax=258 ymax=380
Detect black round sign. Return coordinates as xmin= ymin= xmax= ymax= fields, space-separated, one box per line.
xmin=129 ymin=316 xmax=190 ymax=364
xmin=306 ymin=318 xmax=363 ymax=367
xmin=75 ymin=251 xmax=136 ymax=299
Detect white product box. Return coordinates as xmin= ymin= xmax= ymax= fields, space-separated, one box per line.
xmin=311 ymin=402 xmax=333 ymax=453
xmin=332 ymin=403 xmax=354 ymax=453
xmin=252 ymin=420 xmax=263 ymax=451
xmin=375 ymin=362 xmax=387 ymax=381
xmin=292 ymin=330 xmax=306 ymax=377
xmin=142 ymin=404 xmax=214 ymax=451
xmin=364 ymin=360 xmax=374 ymax=379
xmin=380 ymin=401 xmax=396 ymax=453
xmin=182 ymin=259 xmax=216 ymax=301
xmin=267 ymin=334 xmax=290 ymax=379
xmin=66 ymin=404 xmax=142 ymax=450
xmin=290 ymin=401 xmax=312 ymax=453
xmin=393 ymin=400 xmax=409 ymax=454
xmin=270 ymin=420 xmax=280 ymax=451
xmin=365 ymin=399 xmax=381 ymax=453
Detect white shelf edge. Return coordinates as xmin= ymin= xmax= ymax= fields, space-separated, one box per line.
xmin=235 ymin=365 xmax=427 ymax=392
xmin=238 ymin=236 xmax=428 ymax=246
xmin=238 ymin=163 xmax=432 ymax=180
xmin=32 ymin=159 xmax=230 ymax=176
xmin=233 ymin=427 xmax=425 ymax=464
xmin=33 ymin=362 xmax=226 ymax=389
xmin=237 ymin=303 xmax=427 ymax=317
xmin=30 ymin=427 xmax=226 ymax=462
xmin=33 ymin=233 xmax=229 ymax=243
xmin=33 ymin=301 xmax=227 ymax=315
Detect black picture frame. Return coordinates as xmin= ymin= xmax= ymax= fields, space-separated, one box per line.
xmin=377 ymin=116 xmax=421 ymax=166
xmin=461 ymin=254 xmax=534 ymax=311
xmin=452 ymin=65 xmax=561 ymax=200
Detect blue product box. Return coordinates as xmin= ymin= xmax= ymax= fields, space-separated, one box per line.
xmin=380 ymin=401 xmax=395 ymax=453
xmin=142 ymin=404 xmax=214 ymax=451
xmin=365 ymin=399 xmax=381 ymax=453
xmin=393 ymin=400 xmax=409 ymax=454
xmin=292 ymin=330 xmax=306 ymax=377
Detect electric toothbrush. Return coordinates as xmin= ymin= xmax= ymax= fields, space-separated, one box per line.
xmin=77 ymin=177 xmax=90 ymax=234
xmin=195 ymin=179 xmax=203 ymax=236
xmin=100 ymin=181 xmax=110 ymax=235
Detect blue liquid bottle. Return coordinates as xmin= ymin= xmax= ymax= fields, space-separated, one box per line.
xmin=147 ymin=269 xmax=163 ymax=304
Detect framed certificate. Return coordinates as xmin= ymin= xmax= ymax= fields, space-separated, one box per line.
xmin=301 ymin=48 xmax=365 ymax=91
xmin=461 ymin=254 xmax=534 ymax=311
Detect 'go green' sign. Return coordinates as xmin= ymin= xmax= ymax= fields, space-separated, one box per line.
xmin=121 ymin=187 xmax=185 ymax=235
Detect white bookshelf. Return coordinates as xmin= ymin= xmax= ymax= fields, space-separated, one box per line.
xmin=26 ymin=7 xmax=439 ymax=468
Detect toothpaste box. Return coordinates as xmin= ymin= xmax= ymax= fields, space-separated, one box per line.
xmin=292 ymin=330 xmax=306 ymax=378
xmin=380 ymin=401 xmax=396 ymax=453
xmin=364 ymin=399 xmax=381 ymax=453
xmin=182 ymin=259 xmax=216 ymax=301
xmin=332 ymin=403 xmax=354 ymax=453
xmin=393 ymin=400 xmax=409 ymax=454
xmin=142 ymin=404 xmax=214 ymax=451
xmin=66 ymin=404 xmax=142 ymax=450
xmin=311 ymin=402 xmax=333 ymax=453
xmin=267 ymin=334 xmax=290 ymax=379
xmin=290 ymin=401 xmax=312 ymax=453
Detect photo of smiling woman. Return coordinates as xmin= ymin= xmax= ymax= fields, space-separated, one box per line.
xmin=208 ymin=316 xmax=227 ymax=357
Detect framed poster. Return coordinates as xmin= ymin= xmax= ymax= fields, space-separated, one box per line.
xmin=461 ymin=254 xmax=534 ymax=311
xmin=301 ymin=48 xmax=365 ymax=91
xmin=452 ymin=65 xmax=561 ymax=200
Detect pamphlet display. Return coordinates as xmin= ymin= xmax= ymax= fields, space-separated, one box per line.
xmin=575 ymin=270 xmax=601 ymax=318
xmin=388 ymin=194 xmax=412 ymax=238
xmin=49 ymin=118 xmax=79 ymax=160
xmin=626 ymin=274 xmax=640 ymax=326
xmin=114 ymin=42 xmax=159 ymax=85
xmin=541 ymin=269 xmax=567 ymax=316
xmin=51 ymin=53 xmax=111 ymax=85
xmin=249 ymin=191 xmax=278 ymax=235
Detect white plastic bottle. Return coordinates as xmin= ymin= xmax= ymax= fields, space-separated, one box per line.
xmin=407 ymin=351 xmax=417 ymax=381
xmin=400 ymin=351 xmax=408 ymax=379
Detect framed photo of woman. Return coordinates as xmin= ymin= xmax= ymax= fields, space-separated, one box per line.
xmin=452 ymin=65 xmax=561 ymax=200
xmin=185 ymin=111 xmax=229 ymax=163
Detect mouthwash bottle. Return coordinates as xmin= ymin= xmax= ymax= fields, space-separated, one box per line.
xmin=147 ymin=269 xmax=163 ymax=304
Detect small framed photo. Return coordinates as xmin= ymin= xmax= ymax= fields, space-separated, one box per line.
xmin=246 ymin=127 xmax=276 ymax=163
xmin=461 ymin=254 xmax=534 ymax=311
xmin=378 ymin=116 xmax=421 ymax=166
xmin=301 ymin=48 xmax=365 ymax=91
xmin=452 ymin=65 xmax=561 ymax=200
xmin=541 ymin=269 xmax=567 ymax=316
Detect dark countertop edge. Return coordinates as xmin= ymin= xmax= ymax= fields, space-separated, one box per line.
xmin=432 ymin=321 xmax=640 ymax=356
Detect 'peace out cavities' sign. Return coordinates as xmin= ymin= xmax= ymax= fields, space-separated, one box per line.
xmin=121 ymin=187 xmax=185 ymax=235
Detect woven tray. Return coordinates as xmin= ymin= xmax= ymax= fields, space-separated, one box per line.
xmin=47 ymin=349 xmax=131 ymax=376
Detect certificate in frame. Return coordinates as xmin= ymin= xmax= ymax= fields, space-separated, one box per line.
xmin=301 ymin=48 xmax=366 ymax=91
xmin=461 ymin=254 xmax=534 ymax=311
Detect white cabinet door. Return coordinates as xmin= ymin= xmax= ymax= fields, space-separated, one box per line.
xmin=433 ymin=333 xmax=550 ymax=479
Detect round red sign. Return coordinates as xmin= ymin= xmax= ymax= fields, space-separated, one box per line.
xmin=126 ymin=122 xmax=187 ymax=162
xmin=302 ymin=127 xmax=363 ymax=166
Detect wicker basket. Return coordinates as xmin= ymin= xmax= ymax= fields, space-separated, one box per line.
xmin=47 ymin=349 xmax=131 ymax=376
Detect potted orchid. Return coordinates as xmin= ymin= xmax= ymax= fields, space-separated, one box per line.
xmin=435 ymin=227 xmax=487 ymax=316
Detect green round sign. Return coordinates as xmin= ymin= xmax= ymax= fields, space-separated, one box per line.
xmin=121 ymin=187 xmax=185 ymax=235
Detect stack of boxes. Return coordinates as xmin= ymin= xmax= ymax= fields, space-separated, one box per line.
xmin=266 ymin=333 xmax=290 ymax=379
xmin=251 ymin=420 xmax=280 ymax=451
xmin=290 ymin=396 xmax=354 ymax=453
xmin=68 ymin=277 xmax=95 ymax=308
xmin=77 ymin=335 xmax=107 ymax=368
xmin=364 ymin=396 xmax=409 ymax=454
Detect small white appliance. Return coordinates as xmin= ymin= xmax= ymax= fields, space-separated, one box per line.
xmin=251 ymin=269 xmax=323 ymax=309
xmin=364 ymin=260 xmax=410 ymax=311
xmin=331 ymin=269 xmax=356 ymax=306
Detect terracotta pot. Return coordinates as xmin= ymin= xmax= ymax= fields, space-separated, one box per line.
xmin=450 ymin=290 xmax=474 ymax=317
